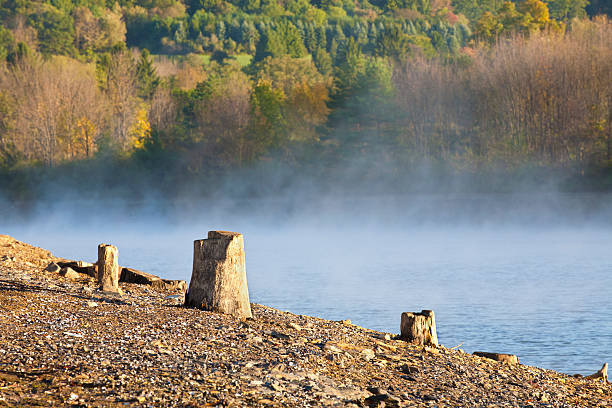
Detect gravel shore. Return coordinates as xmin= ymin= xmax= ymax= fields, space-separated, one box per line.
xmin=0 ymin=234 xmax=610 ymax=407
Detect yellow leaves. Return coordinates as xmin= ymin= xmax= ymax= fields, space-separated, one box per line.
xmin=474 ymin=12 xmax=503 ymax=43
xmin=286 ymin=81 xmax=330 ymax=142
xmin=518 ymin=0 xmax=550 ymax=26
xmin=129 ymin=106 xmax=151 ymax=150
xmin=476 ymin=0 xmax=559 ymax=43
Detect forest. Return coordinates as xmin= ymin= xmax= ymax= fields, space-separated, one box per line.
xmin=1 ymin=0 xmax=612 ymax=202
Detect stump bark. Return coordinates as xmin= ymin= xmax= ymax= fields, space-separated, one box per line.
xmin=185 ymin=231 xmax=252 ymax=319
xmin=400 ymin=310 xmax=438 ymax=346
xmin=97 ymin=244 xmax=120 ymax=293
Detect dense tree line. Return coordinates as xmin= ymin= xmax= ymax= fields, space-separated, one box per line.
xmin=393 ymin=18 xmax=612 ymax=169
xmin=1 ymin=1 xmax=612 ymax=195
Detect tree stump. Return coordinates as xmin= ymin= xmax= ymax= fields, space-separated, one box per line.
xmin=400 ymin=310 xmax=438 ymax=346
xmin=97 ymin=244 xmax=120 ymax=293
xmin=585 ymin=363 xmax=608 ymax=382
xmin=185 ymin=231 xmax=252 ymax=319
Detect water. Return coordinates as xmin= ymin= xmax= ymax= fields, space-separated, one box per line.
xmin=5 ymin=195 xmax=612 ymax=376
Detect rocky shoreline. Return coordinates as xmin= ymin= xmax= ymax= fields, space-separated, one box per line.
xmin=0 ymin=235 xmax=610 ymax=407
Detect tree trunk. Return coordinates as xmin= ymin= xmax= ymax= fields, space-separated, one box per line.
xmin=185 ymin=231 xmax=252 ymax=319
xmin=400 ymin=310 xmax=438 ymax=346
xmin=97 ymin=244 xmax=120 ymax=293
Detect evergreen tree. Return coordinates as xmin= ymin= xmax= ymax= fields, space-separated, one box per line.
xmin=0 ymin=26 xmax=14 ymax=61
xmin=547 ymin=0 xmax=588 ymax=21
xmin=253 ymin=28 xmax=284 ymax=62
xmin=315 ymin=25 xmax=327 ymax=50
xmin=216 ymin=21 xmax=227 ymax=40
xmin=29 ymin=9 xmax=76 ymax=55
xmin=329 ymin=37 xmax=338 ymax=60
xmin=312 ymin=46 xmax=332 ymax=75
xmin=375 ymin=25 xmax=410 ymax=60
xmin=277 ymin=21 xmax=307 ymax=58
xmin=136 ymin=49 xmax=160 ymax=99
xmin=304 ymin=23 xmax=318 ymax=52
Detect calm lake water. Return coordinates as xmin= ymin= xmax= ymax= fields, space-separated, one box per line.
xmin=6 ymin=194 xmax=612 ymax=375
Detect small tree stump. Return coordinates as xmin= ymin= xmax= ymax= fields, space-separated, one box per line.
xmin=473 ymin=352 xmax=519 ymax=365
xmin=585 ymin=363 xmax=608 ymax=383
xmin=185 ymin=231 xmax=252 ymax=318
xmin=400 ymin=310 xmax=438 ymax=346
xmin=97 ymin=244 xmax=120 ymax=293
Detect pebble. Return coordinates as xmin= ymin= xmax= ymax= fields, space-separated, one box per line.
xmin=361 ymin=348 xmax=376 ymax=361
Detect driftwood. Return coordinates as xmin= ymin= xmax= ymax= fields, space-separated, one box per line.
xmin=53 ymin=259 xmax=185 ymax=292
xmin=400 ymin=310 xmax=438 ymax=346
xmin=56 ymin=260 xmax=96 ymax=277
xmin=473 ymin=352 xmax=519 ymax=365
xmin=97 ymin=244 xmax=120 ymax=293
xmin=120 ymin=267 xmax=186 ymax=292
xmin=584 ymin=363 xmax=608 ymax=383
xmin=185 ymin=231 xmax=252 ymax=318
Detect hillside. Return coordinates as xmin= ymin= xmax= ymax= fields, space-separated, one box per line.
xmin=1 ymin=1 xmax=612 ymax=201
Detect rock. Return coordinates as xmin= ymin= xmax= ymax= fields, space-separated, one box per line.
xmin=324 ymin=343 xmax=341 ymax=353
xmin=361 ymin=348 xmax=376 ymax=361
xmin=365 ymin=393 xmax=401 ymax=408
xmin=185 ymin=231 xmax=252 ymax=318
xmin=374 ymin=333 xmax=392 ymax=341
xmin=270 ymin=382 xmax=285 ymax=392
xmin=473 ymin=352 xmax=519 ymax=365
xmin=288 ymin=322 xmax=302 ymax=331
xmin=60 ymin=267 xmax=80 ymax=280
xmin=44 ymin=262 xmax=61 ymax=273
xmin=399 ymin=364 xmax=420 ymax=375
xmin=151 ymin=279 xmax=187 ymax=293
xmin=271 ymin=331 xmax=289 ymax=340
xmin=367 ymin=386 xmax=385 ymax=395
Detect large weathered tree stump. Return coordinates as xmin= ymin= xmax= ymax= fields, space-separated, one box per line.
xmin=185 ymin=231 xmax=252 ymax=319
xmin=400 ymin=310 xmax=438 ymax=346
xmin=97 ymin=244 xmax=120 ymax=293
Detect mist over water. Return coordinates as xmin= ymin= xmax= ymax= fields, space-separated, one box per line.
xmin=4 ymin=192 xmax=612 ymax=376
